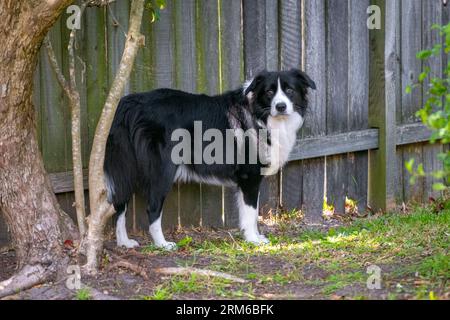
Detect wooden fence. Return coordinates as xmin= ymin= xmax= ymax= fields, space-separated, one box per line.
xmin=0 ymin=0 xmax=448 ymax=245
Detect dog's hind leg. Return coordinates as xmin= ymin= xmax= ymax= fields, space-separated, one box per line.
xmin=146 ymin=166 xmax=177 ymax=250
xmin=115 ymin=204 xmax=139 ymax=248
xmin=148 ymin=209 xmax=176 ymax=250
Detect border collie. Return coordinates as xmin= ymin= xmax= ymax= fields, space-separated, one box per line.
xmin=104 ymin=69 xmax=316 ymax=249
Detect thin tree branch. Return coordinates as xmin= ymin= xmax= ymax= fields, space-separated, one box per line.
xmin=67 ymin=1 xmax=88 ymax=237
xmin=43 ymin=37 xmax=71 ymax=97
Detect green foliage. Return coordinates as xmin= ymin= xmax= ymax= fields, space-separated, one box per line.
xmin=407 ymin=23 xmax=450 ymax=190
xmin=75 ymin=288 xmax=91 ymax=300
xmin=176 ymin=236 xmax=193 ymax=248
xmin=145 ymin=0 xmax=166 ymax=23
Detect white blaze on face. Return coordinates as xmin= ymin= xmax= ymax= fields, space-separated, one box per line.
xmin=270 ymin=77 xmax=293 ymax=116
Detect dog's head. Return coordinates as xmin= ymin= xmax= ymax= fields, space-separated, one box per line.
xmin=243 ymin=69 xmax=316 ymax=122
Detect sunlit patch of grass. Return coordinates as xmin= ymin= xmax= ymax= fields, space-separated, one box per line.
xmin=321 ymin=272 xmax=365 ymax=295
xmin=141 ymin=244 xmax=173 ymax=255
xmin=150 ymin=273 xmax=255 ymax=299
xmin=140 ymin=287 xmax=172 ymax=300
xmin=258 ymin=271 xmax=300 ymax=285
xmin=136 ymin=203 xmax=448 ymax=299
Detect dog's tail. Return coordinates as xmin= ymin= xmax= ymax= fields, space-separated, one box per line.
xmin=104 ymin=98 xmax=138 ymax=210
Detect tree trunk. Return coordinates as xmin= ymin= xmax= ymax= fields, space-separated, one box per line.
xmin=0 ymin=0 xmax=76 ymax=297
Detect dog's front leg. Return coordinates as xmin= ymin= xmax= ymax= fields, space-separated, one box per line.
xmin=237 ymin=188 xmax=269 ymax=245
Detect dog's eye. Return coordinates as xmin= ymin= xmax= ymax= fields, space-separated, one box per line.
xmin=286 ymin=88 xmax=294 ymax=95
xmin=266 ymin=90 xmax=274 ymax=98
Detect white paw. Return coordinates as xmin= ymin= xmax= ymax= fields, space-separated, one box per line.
xmin=257 ymin=234 xmax=270 ymax=244
xmin=244 ymin=233 xmax=270 ymax=245
xmin=117 ymin=238 xmax=140 ymax=249
xmin=155 ymin=241 xmax=177 ymax=251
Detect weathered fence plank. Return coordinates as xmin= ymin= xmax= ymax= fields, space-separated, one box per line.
xmin=221 ymin=0 xmax=243 ymax=228
xmin=300 ymin=0 xmax=326 ymax=221
xmin=347 ymin=0 xmax=369 ymax=213
xmin=280 ymin=0 xmax=302 ymax=214
xmin=422 ymin=0 xmax=444 ymax=201
xmin=368 ymin=0 xmax=398 ymax=211
xmin=196 ymin=0 xmax=223 ymax=229
xmin=242 ymin=0 xmax=280 ymax=217
xmin=40 ymin=18 xmax=68 ymax=173
xmin=326 ymin=0 xmax=349 ymax=215
xmin=401 ymin=0 xmax=424 ymax=203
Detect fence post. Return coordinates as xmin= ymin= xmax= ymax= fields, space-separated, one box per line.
xmin=368 ymin=0 xmax=397 ymax=211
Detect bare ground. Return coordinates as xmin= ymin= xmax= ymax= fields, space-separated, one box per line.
xmin=1 ymin=209 xmax=448 ymax=300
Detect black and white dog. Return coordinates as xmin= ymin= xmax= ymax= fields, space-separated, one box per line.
xmin=104 ymin=69 xmax=316 ymax=249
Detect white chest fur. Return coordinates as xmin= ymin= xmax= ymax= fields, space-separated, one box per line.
xmin=263 ymin=113 xmax=303 ymax=175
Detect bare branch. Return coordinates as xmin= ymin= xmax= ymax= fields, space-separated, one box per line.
xmin=43 ymin=37 xmax=71 ymax=98
xmin=67 ymin=1 xmax=88 ymax=237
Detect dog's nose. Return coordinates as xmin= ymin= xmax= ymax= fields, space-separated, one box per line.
xmin=276 ymin=102 xmax=287 ymax=112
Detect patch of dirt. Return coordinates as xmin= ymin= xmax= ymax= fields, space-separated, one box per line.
xmin=0 ymin=249 xmax=16 ymax=281
xmin=1 ymin=216 xmax=447 ymax=300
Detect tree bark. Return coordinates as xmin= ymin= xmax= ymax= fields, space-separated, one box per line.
xmin=0 ymin=0 xmax=77 ymax=297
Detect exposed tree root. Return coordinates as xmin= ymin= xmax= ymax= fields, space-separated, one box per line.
xmin=155 ymin=267 xmax=248 ymax=283
xmin=106 ymin=259 xmax=149 ymax=280
xmin=0 ymin=265 xmax=50 ymax=299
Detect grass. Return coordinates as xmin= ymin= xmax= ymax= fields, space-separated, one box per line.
xmin=141 ymin=273 xmax=254 ymax=300
xmin=138 ymin=203 xmax=449 ymax=300
xmin=75 ymin=288 xmax=92 ymax=300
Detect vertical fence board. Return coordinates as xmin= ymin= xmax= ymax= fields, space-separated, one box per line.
xmin=280 ymin=0 xmax=303 ymax=213
xmin=243 ymin=0 xmax=267 ymax=78
xmin=401 ymin=0 xmax=424 ymax=203
xmin=243 ymin=0 xmax=280 ymax=216
xmin=326 ymin=0 xmax=348 ymax=214
xmin=40 ymin=18 xmax=68 ymax=173
xmin=300 ymin=0 xmax=326 ymax=221
xmin=192 ymin=0 xmax=222 ymax=228
xmin=85 ymin=7 xmax=108 ymax=163
xmin=107 ymin=0 xmax=130 ymax=93
xmin=369 ymin=0 xmax=398 ymax=211
xmin=221 ymin=0 xmax=243 ymax=228
xmin=422 ymin=0 xmax=443 ymax=201
xmin=347 ymin=0 xmax=369 ymax=212
xmin=154 ymin=2 xmax=182 ymax=230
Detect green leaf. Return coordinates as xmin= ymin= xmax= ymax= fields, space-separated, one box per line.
xmin=176 ymin=236 xmax=193 ymax=248
xmin=405 ymin=158 xmax=415 ymax=173
xmin=432 ymin=183 xmax=447 ymax=191
xmin=417 ymin=163 xmax=425 ymax=176
xmin=156 ymin=0 xmax=166 ymax=9
xmin=405 ymin=85 xmax=412 ymax=94
xmin=416 ymin=50 xmax=432 ymax=60
xmin=418 ymin=72 xmax=427 ymax=83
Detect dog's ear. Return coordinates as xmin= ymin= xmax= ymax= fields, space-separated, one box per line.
xmin=244 ymin=70 xmax=268 ymax=96
xmin=289 ymin=68 xmax=316 ymax=90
